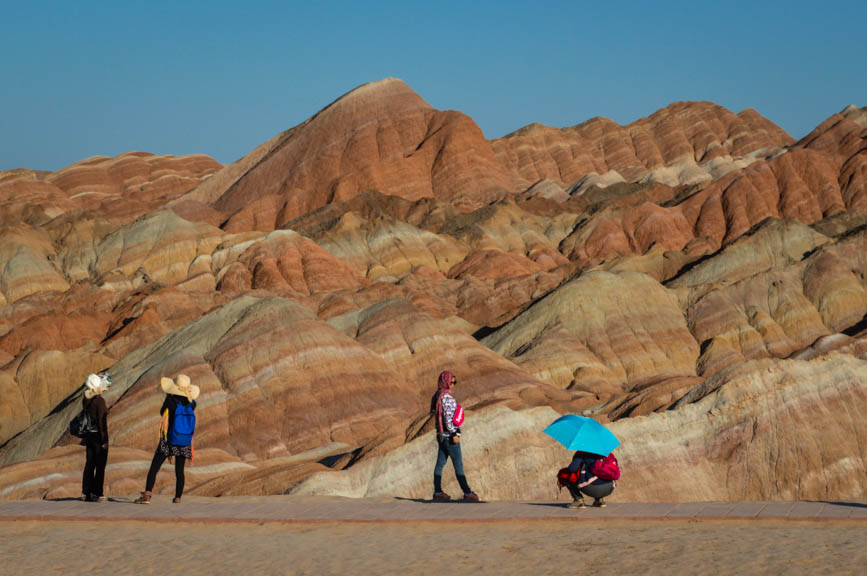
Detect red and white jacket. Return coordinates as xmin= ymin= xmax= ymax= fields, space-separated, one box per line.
xmin=440 ymin=392 xmax=458 ymax=436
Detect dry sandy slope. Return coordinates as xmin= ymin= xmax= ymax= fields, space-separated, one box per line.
xmin=1 ymin=519 xmax=864 ymax=576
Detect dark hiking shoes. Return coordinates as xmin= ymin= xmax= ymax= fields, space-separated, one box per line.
xmin=592 ymin=498 xmax=607 ymax=508
xmin=432 ymin=492 xmax=451 ymax=501
xmin=462 ymin=492 xmax=480 ymax=502
xmin=567 ymin=498 xmax=586 ymax=509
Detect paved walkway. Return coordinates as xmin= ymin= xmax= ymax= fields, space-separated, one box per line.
xmin=1 ymin=496 xmax=864 ymax=523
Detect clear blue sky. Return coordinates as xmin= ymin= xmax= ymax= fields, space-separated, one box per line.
xmin=2 ymin=0 xmax=865 ymax=171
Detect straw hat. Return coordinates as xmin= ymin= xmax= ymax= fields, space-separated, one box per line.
xmin=84 ymin=373 xmax=108 ymax=399
xmin=160 ymin=373 xmax=200 ymax=401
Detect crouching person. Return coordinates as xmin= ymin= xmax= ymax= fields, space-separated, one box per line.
xmin=558 ymin=450 xmax=618 ymax=508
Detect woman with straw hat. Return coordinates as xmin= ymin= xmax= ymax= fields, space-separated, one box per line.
xmin=135 ymin=374 xmax=199 ymax=504
xmin=81 ymin=372 xmax=111 ymax=502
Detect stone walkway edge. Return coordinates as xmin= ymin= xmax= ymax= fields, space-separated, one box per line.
xmin=1 ymin=498 xmax=865 ymax=523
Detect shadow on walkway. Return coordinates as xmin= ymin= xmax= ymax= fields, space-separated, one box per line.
xmin=44 ymin=496 xmax=138 ymax=504
xmin=394 ymin=497 xmax=488 ymax=505
xmin=822 ymin=501 xmax=867 ymax=509
xmin=394 ymin=497 xmax=430 ymax=504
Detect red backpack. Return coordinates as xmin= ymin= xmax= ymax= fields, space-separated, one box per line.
xmin=590 ymin=453 xmax=621 ymax=481
xmin=556 ymin=467 xmax=579 ymax=490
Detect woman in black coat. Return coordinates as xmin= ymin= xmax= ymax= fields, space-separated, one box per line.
xmin=81 ymin=373 xmax=110 ymax=502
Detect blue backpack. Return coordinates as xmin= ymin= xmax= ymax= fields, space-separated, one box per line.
xmin=167 ymin=402 xmax=196 ymax=446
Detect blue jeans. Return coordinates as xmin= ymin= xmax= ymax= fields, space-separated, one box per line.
xmin=434 ymin=436 xmax=472 ymax=494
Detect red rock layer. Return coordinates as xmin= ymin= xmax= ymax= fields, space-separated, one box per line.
xmin=560 ymin=144 xmax=865 ymax=269
xmin=491 ymin=101 xmax=793 ymax=186
xmin=200 ymin=79 xmax=519 ymax=232
xmin=799 ymin=107 xmax=867 ymax=211
xmin=0 ymin=152 xmax=221 ymax=229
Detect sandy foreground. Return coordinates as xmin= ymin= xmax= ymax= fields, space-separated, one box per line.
xmin=1 ymin=518 xmax=864 ymax=576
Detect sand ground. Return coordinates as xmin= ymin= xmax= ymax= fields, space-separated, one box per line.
xmin=1 ymin=518 xmax=864 ymax=576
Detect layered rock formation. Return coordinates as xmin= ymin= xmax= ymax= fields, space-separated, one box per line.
xmin=0 ymin=152 xmax=221 ymax=229
xmin=292 ymin=353 xmax=867 ymax=502
xmin=482 ymin=270 xmax=700 ymax=395
xmin=1 ymin=82 xmax=864 ymax=503
xmin=177 ymin=78 xmax=520 ymax=232
xmin=491 ymin=101 xmax=793 ymax=188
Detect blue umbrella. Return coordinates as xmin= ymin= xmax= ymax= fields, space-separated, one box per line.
xmin=543 ymin=414 xmax=620 ymax=456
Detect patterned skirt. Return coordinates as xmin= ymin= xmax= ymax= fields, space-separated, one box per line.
xmin=157 ymin=438 xmax=192 ymax=459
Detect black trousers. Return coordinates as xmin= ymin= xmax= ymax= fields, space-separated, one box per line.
xmin=82 ymin=436 xmax=108 ymax=497
xmin=145 ymin=451 xmax=186 ymax=498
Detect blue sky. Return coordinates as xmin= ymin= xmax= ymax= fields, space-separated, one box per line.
xmin=2 ymin=0 xmax=865 ymax=171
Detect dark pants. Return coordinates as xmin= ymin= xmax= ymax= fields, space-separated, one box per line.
xmin=82 ymin=436 xmax=108 ymax=497
xmin=567 ymin=481 xmax=615 ymax=501
xmin=145 ymin=451 xmax=186 ymax=498
xmin=433 ymin=436 xmax=472 ymax=494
